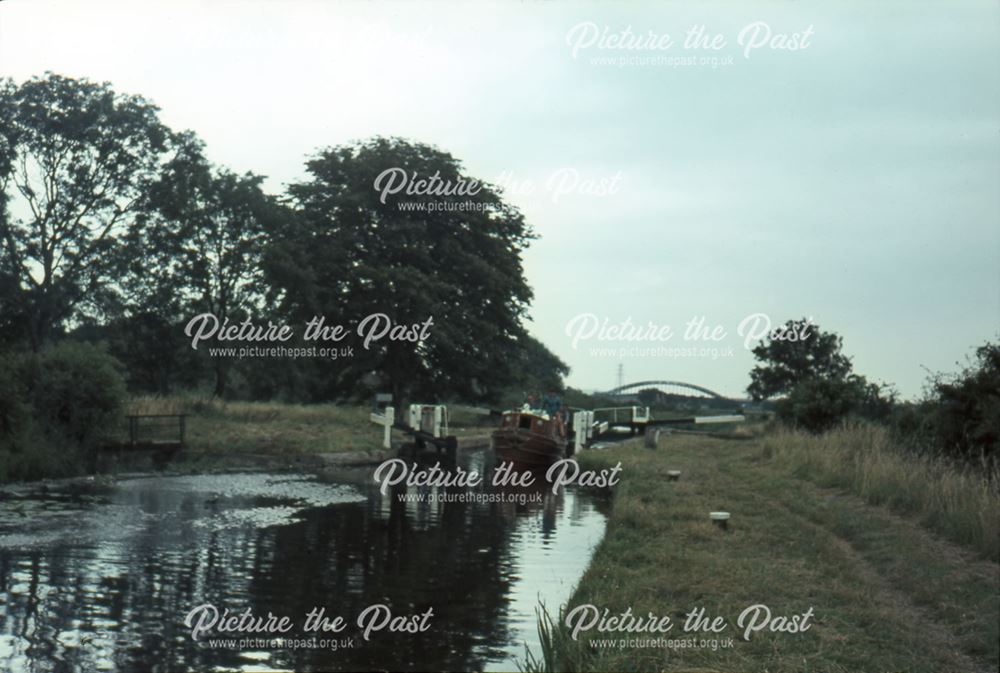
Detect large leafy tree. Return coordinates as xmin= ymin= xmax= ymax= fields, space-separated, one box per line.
xmin=0 ymin=73 xmax=176 ymax=350
xmin=747 ymin=318 xmax=853 ymax=401
xmin=748 ymin=318 xmax=894 ymax=431
xmin=272 ymin=137 xmax=537 ymax=403
xmin=510 ymin=334 xmax=570 ymax=396
xmin=0 ymin=191 xmax=27 ymax=347
xmin=127 ymin=144 xmax=285 ymax=396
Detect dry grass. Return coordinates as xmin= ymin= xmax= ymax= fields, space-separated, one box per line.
xmin=761 ymin=423 xmax=1000 ymax=561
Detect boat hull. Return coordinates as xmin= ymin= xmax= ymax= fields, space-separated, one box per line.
xmin=492 ymin=412 xmax=567 ymax=468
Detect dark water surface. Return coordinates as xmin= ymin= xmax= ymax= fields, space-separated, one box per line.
xmin=0 ymin=450 xmax=608 ymax=672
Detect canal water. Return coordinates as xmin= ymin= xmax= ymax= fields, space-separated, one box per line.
xmin=0 ymin=450 xmax=609 ymax=672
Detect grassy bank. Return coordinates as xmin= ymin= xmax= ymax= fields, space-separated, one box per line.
xmin=4 ymin=395 xmax=494 ymax=482
xmin=762 ymin=424 xmax=999 ymax=560
xmin=531 ymin=427 xmax=999 ymax=672
xmin=123 ymin=396 xmax=491 ymax=456
xmin=126 ymin=396 xmax=384 ymax=455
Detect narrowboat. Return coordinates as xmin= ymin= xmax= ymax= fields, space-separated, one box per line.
xmin=492 ymin=410 xmax=568 ymax=467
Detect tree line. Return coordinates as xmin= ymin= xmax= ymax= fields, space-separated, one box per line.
xmin=0 ymin=73 xmax=569 ymax=405
xmin=747 ymin=318 xmax=998 ymax=464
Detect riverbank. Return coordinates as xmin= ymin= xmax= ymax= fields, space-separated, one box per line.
xmin=533 ymin=426 xmax=999 ymax=672
xmin=109 ymin=397 xmax=493 ymax=473
xmin=0 ymin=397 xmax=494 ymax=484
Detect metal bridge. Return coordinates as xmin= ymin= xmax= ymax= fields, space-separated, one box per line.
xmin=602 ymin=380 xmax=731 ymax=400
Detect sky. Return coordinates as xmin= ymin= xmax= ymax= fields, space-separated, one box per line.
xmin=1 ymin=0 xmax=997 ymax=399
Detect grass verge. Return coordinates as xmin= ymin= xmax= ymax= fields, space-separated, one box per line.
xmin=527 ymin=427 xmax=999 ymax=672
xmin=762 ymin=423 xmax=999 ymax=560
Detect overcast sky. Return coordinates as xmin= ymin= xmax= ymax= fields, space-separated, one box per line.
xmin=2 ymin=0 xmax=997 ymax=399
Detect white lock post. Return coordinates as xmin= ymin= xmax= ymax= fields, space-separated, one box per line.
xmin=369 ymin=406 xmax=395 ymax=449
xmin=572 ymin=412 xmax=586 ymax=454
xmin=432 ymin=405 xmax=444 ymax=437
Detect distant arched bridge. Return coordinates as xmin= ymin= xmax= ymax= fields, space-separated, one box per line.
xmin=603 ymin=380 xmax=730 ymax=400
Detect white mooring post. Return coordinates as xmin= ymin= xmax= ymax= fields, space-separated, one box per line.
xmin=370 ymin=406 xmax=395 ymax=449
xmin=572 ymin=411 xmax=587 ymax=454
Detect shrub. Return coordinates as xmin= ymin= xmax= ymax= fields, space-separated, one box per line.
xmin=0 ymin=352 xmax=35 ymax=480
xmin=0 ymin=342 xmax=127 ymax=481
xmin=0 ymin=352 xmax=31 ymax=441
xmin=776 ymin=375 xmax=895 ymax=434
xmin=924 ymin=341 xmax=999 ymax=462
xmin=776 ymin=377 xmax=857 ymax=432
xmin=26 ymin=342 xmax=127 ymax=446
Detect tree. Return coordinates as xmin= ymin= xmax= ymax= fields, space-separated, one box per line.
xmin=924 ymin=341 xmax=1000 ymax=460
xmin=748 ymin=319 xmax=896 ymax=432
xmin=272 ymin=137 xmax=536 ymax=403
xmin=747 ymin=318 xmax=852 ymax=401
xmin=129 ymin=144 xmax=285 ymax=396
xmin=0 ymin=73 xmax=177 ymax=350
xmin=0 ymin=190 xmax=27 ymax=347
xmin=508 ymin=334 xmax=570 ymax=396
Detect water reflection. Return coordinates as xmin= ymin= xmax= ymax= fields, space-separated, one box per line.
xmin=0 ymin=450 xmax=608 ymax=672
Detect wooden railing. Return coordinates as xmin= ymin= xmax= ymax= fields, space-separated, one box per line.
xmin=124 ymin=414 xmax=186 ymax=449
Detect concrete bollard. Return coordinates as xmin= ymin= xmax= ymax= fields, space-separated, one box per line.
xmin=644 ymin=428 xmax=661 ymax=449
xmin=710 ymin=511 xmax=730 ymax=530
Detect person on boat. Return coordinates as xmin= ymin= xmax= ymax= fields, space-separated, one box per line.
xmin=558 ymin=403 xmax=571 ymax=427
xmin=541 ymin=392 xmax=562 ymax=417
